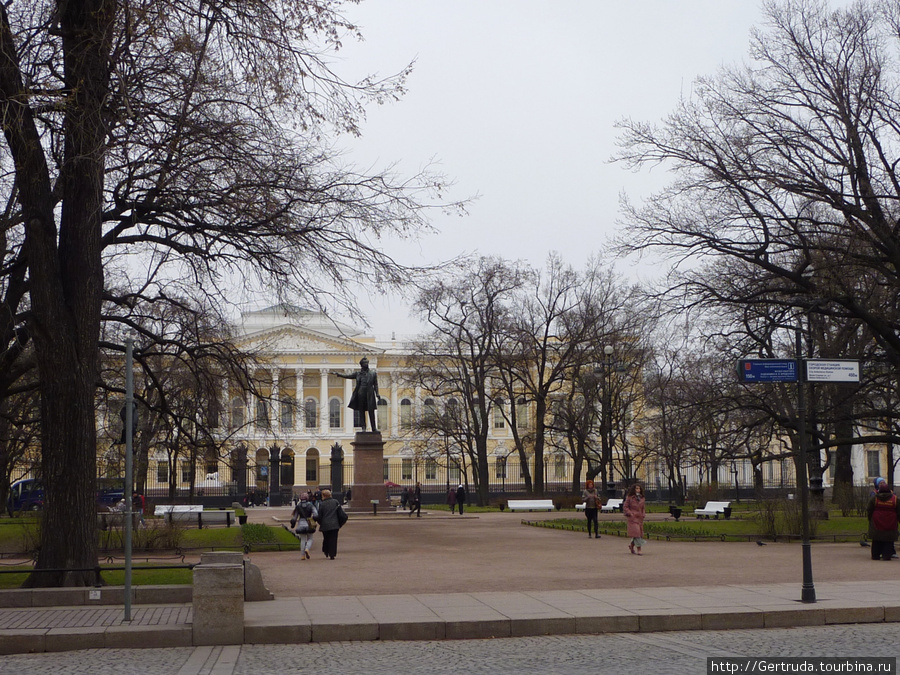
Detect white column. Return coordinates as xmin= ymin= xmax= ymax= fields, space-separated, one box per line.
xmin=272 ymin=369 xmax=281 ymax=431
xmin=221 ymin=382 xmax=230 ymax=430
xmin=343 ymin=374 xmax=354 ymax=434
xmin=319 ymin=369 xmax=329 ymax=435
xmin=389 ymin=371 xmax=399 ymax=436
xmin=296 ymin=369 xmax=305 ymax=431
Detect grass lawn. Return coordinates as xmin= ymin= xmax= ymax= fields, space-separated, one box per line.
xmin=537 ymin=512 xmax=869 ymax=542
xmin=0 ymin=521 xmax=301 ymax=589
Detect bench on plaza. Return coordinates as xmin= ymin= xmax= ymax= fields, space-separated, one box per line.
xmin=575 ymin=498 xmax=623 ymax=512
xmin=693 ymin=501 xmax=731 ymax=519
xmin=601 ymin=498 xmax=624 ymax=513
xmin=154 ymin=504 xmax=237 ymax=527
xmin=507 ymin=499 xmax=555 ymax=512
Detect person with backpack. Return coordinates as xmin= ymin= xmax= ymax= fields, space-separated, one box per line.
xmin=867 ymin=477 xmax=900 ymax=561
xmin=291 ymin=492 xmax=318 ymax=561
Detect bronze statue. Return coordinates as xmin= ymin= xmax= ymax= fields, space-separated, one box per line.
xmin=332 ymin=357 xmax=379 ymax=432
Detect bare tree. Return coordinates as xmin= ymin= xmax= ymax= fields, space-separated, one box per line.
xmin=408 ymin=257 xmax=526 ymax=505
xmin=0 ymin=1 xmax=461 ymax=586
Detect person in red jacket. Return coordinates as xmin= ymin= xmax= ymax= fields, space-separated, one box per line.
xmin=867 ymin=478 xmax=900 ymax=561
xmin=623 ymin=483 xmax=646 ymax=556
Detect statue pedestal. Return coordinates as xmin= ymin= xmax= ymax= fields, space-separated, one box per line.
xmin=350 ymin=431 xmax=387 ymax=510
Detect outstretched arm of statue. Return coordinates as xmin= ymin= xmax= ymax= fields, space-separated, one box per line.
xmin=331 ymin=371 xmax=355 ymax=379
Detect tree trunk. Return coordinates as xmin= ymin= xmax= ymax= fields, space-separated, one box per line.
xmin=19 ymin=0 xmax=116 ymax=586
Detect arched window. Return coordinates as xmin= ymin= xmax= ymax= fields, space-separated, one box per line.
xmin=255 ymin=399 xmax=270 ymax=429
xmin=280 ymin=448 xmax=295 ymax=487
xmin=305 ymin=448 xmax=319 ymax=483
xmin=423 ymin=398 xmax=437 ymax=424
xmin=377 ymin=398 xmax=389 ymax=432
xmin=493 ymin=398 xmax=505 ymax=429
xmin=329 ymin=398 xmax=341 ymax=429
xmin=400 ymin=398 xmax=412 ymax=429
xmin=305 ymin=398 xmax=317 ymax=428
xmin=516 ymin=397 xmax=528 ymax=429
xmin=280 ymin=397 xmax=295 ymax=429
xmin=231 ymin=397 xmax=245 ymax=429
xmin=496 ymin=456 xmax=507 ymax=479
xmin=554 ymin=454 xmax=567 ymax=479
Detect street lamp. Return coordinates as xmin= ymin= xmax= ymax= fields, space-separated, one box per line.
xmin=601 ymin=344 xmax=614 ymax=497
xmin=794 ymin=325 xmax=816 ymax=603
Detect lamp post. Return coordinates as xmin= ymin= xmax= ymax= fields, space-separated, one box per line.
xmin=601 ymin=344 xmax=614 ymax=497
xmin=794 ymin=325 xmax=816 ymax=603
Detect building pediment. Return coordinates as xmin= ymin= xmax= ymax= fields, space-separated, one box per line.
xmin=239 ymin=325 xmax=381 ymax=357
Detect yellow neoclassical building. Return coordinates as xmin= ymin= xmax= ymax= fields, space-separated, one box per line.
xmin=185 ymin=304 xmax=536 ymax=504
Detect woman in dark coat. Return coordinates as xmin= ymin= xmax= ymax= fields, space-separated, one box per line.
xmin=867 ymin=478 xmax=900 ymax=561
xmin=316 ymin=489 xmax=347 ymax=560
xmin=456 ymin=484 xmax=466 ymax=515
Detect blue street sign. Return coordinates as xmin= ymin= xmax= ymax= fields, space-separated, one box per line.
xmin=737 ymin=359 xmax=798 ymax=383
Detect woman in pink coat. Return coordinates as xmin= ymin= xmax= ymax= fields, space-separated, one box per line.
xmin=623 ymin=483 xmax=646 ymax=555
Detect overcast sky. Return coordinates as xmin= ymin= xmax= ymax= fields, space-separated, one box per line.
xmin=311 ymin=1 xmax=827 ymax=338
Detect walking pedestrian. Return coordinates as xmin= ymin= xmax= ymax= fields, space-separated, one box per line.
xmin=456 ymin=484 xmax=466 ymax=515
xmin=624 ymin=483 xmax=646 ymax=555
xmin=582 ymin=479 xmax=601 ymax=539
xmin=447 ymin=486 xmax=457 ymax=514
xmin=409 ymin=482 xmax=422 ymax=517
xmin=291 ymin=491 xmax=318 ymax=561
xmin=316 ymin=489 xmax=348 ymax=560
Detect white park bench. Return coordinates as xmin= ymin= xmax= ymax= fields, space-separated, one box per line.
xmin=507 ymin=499 xmax=555 ymax=512
xmin=154 ymin=504 xmax=237 ymax=527
xmin=601 ymin=498 xmax=624 ymax=513
xmin=693 ymin=501 xmax=731 ymax=519
xmin=575 ymin=498 xmax=623 ymax=512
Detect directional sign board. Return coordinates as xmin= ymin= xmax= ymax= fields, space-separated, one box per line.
xmin=804 ymin=359 xmax=859 ymax=383
xmin=737 ymin=359 xmax=798 ymax=383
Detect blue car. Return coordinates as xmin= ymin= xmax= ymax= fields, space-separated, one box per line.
xmin=7 ymin=478 xmax=43 ymax=515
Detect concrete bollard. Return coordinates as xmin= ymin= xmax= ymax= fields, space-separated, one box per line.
xmin=192 ymin=554 xmax=244 ymax=646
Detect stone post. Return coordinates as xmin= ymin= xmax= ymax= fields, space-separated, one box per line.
xmin=192 ymin=552 xmax=244 ymax=645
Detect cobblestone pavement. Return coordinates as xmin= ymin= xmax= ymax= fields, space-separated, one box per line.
xmin=3 ymin=623 xmax=898 ymax=675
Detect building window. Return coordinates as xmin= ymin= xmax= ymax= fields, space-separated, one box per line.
xmin=305 ymin=457 xmax=317 ymax=482
xmin=281 ymin=397 xmax=295 ymax=429
xmin=181 ymin=463 xmax=191 ymax=483
xmin=205 ymin=460 xmax=218 ymax=477
xmin=867 ymin=450 xmax=881 ymax=478
xmin=446 ymin=398 xmax=460 ymax=422
xmin=402 ymin=458 xmax=413 ymax=480
xmin=425 ymin=459 xmax=437 ymax=480
xmin=423 ymin=398 xmax=437 ymax=424
xmin=554 ymin=455 xmax=566 ymax=479
xmin=329 ymin=398 xmax=341 ymax=429
xmin=493 ymin=399 xmax=505 ymax=429
xmin=255 ymin=399 xmax=270 ymax=429
xmin=383 ymin=459 xmax=389 ymax=481
xmin=828 ymin=451 xmax=836 ymax=481
xmin=450 ymin=460 xmax=460 ymax=483
xmin=305 ymin=398 xmax=317 ymax=428
xmin=400 ymin=399 xmax=412 ymax=429
xmin=377 ymin=398 xmax=389 ymax=432
xmin=516 ymin=397 xmax=528 ymax=429
xmin=231 ymin=397 xmax=245 ymax=429
xmin=157 ymin=462 xmax=169 ymax=484
xmin=496 ymin=457 xmax=507 ymax=479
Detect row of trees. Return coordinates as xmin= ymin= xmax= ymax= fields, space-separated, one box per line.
xmin=615 ymin=0 xmax=900 ymax=506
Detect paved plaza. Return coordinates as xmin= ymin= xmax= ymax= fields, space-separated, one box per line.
xmin=2 ymin=505 xmax=899 ymax=666
xmin=3 ymin=623 xmax=899 ymax=674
